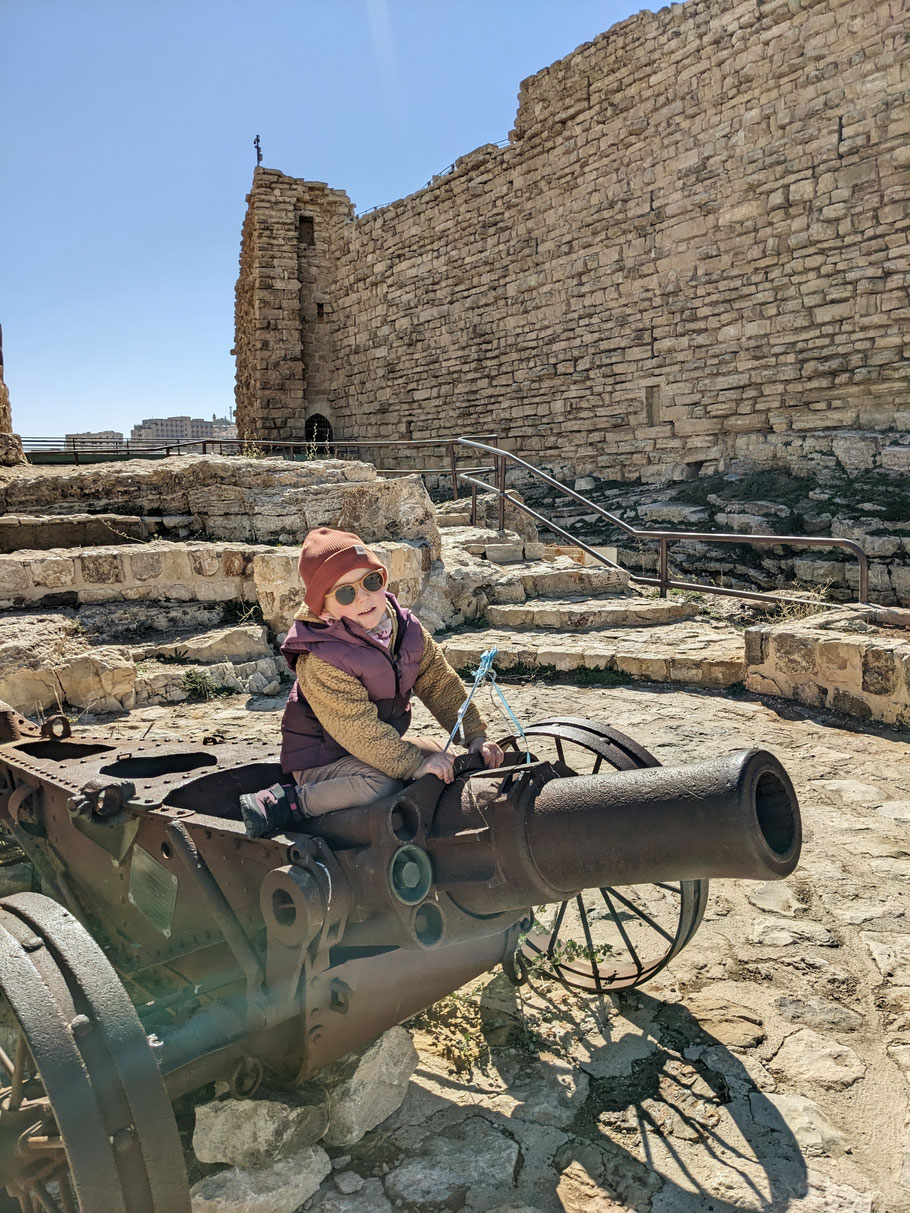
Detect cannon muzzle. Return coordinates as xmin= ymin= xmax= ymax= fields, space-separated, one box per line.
xmin=443 ymin=748 xmax=800 ymax=916
xmin=529 ymin=748 xmax=799 ymax=888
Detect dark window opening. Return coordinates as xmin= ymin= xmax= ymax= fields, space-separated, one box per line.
xmin=298 ymin=216 xmax=315 ymax=246
xmin=316 ymin=302 xmax=325 ymax=320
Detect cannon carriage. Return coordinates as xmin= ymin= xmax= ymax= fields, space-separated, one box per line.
xmin=0 ymin=700 xmax=801 ymax=1212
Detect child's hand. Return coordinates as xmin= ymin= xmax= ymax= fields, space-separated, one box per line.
xmin=416 ymin=750 xmax=456 ymax=783
xmin=468 ymin=737 xmax=505 ymax=769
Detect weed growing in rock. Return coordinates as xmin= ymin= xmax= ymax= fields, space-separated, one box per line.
xmin=182 ymin=670 xmax=233 ymax=701
xmin=156 ymin=648 xmax=190 ymax=665
xmin=238 ymin=442 xmax=269 ymax=459
xmin=220 ymin=601 xmax=264 ymax=626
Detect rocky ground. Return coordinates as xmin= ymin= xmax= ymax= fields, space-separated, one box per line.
xmin=78 ymin=676 xmax=910 ymax=1213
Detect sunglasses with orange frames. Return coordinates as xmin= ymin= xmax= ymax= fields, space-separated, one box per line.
xmin=327 ymin=568 xmax=388 ymax=606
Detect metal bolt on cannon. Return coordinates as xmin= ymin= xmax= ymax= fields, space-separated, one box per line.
xmin=0 ymin=699 xmax=801 ymax=1212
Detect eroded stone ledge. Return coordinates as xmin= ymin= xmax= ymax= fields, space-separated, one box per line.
xmin=746 ymin=606 xmax=910 ymax=726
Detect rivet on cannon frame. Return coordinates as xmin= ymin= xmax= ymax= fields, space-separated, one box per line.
xmin=70 ymin=1014 xmax=92 ymax=1037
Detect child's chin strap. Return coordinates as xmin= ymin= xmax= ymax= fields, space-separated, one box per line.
xmin=444 ymin=646 xmax=531 ymax=764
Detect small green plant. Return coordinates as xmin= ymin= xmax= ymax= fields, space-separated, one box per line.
xmin=220 ymin=601 xmax=265 ymax=626
xmin=182 ymin=670 xmax=234 ymax=701
xmin=239 ymin=442 xmax=269 ymax=460
xmin=156 ymin=648 xmax=190 ymax=665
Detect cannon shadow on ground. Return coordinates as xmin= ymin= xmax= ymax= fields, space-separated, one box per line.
xmin=378 ymin=977 xmax=809 ymax=1213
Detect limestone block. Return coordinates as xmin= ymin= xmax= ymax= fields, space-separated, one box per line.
xmin=0 ymin=558 xmax=30 ymax=599
xmin=744 ymin=626 xmax=769 ymax=666
xmin=0 ymin=667 xmax=61 ymax=715
xmin=320 ymin=1027 xmax=418 ymax=1147
xmin=252 ymin=551 xmax=304 ymax=633
xmin=128 ymin=550 xmax=163 ymax=582
xmin=860 ymin=931 xmax=910 ymax=986
xmin=384 ymin=1115 xmax=519 ymax=1207
xmin=56 ymin=648 xmax=136 ymax=713
xmin=830 ymin=687 xmax=874 ymax=720
xmin=221 ymin=549 xmax=248 ymax=578
xmin=193 ymin=1085 xmax=329 ymax=1167
xmin=28 ymin=556 xmax=76 ymax=591
xmin=79 ymin=552 xmax=125 ymax=585
xmin=189 ymin=1146 xmax=331 ymax=1213
xmin=189 ymin=548 xmax=220 ymax=577
xmin=140 ymin=626 xmax=273 ymax=665
xmin=815 ymin=637 xmax=862 ymax=681
xmin=768 ymin=1028 xmax=865 ymax=1090
xmin=769 ymin=631 xmax=818 ymax=675
xmin=684 ymin=991 xmax=765 ymax=1048
xmin=881 ymin=446 xmax=910 ymax=473
xmin=155 ymin=548 xmax=194 ymax=584
xmin=832 ymin=433 xmax=881 ymax=471
xmin=861 ymin=643 xmax=897 ymax=695
xmin=749 ymin=1093 xmax=845 ymax=1158
xmin=486 ymin=542 xmax=526 ymax=563
xmin=189 ymin=578 xmax=239 ymax=604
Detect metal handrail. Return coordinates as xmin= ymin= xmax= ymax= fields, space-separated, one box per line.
xmin=455 ymin=439 xmax=870 ymax=606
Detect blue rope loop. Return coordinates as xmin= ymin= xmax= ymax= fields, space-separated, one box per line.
xmin=444 ymin=647 xmax=531 ymax=763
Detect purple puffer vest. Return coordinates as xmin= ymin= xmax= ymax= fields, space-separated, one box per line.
xmin=279 ymin=593 xmax=424 ymax=774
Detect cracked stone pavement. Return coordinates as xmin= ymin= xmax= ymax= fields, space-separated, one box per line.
xmin=90 ymin=679 xmax=910 ymax=1212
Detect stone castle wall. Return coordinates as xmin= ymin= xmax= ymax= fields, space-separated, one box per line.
xmin=235 ymin=0 xmax=909 ymax=483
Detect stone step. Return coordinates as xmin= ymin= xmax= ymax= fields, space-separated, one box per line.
xmin=488 ymin=560 xmax=629 ymax=603
xmin=130 ymin=623 xmax=274 ymax=665
xmin=437 ymin=512 xmax=473 ymax=528
xmin=440 ymin=622 xmax=745 ymax=688
xmin=0 ymin=609 xmax=288 ymax=718
xmin=485 ymin=596 xmax=696 ymax=629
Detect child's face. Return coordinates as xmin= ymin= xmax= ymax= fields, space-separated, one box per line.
xmin=321 ymin=565 xmax=388 ymax=628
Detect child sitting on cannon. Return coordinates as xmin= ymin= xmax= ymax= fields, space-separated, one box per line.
xmin=240 ymin=527 xmax=504 ymax=836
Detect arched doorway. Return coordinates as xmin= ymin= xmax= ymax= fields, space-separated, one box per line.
xmin=304 ymin=413 xmax=334 ymax=455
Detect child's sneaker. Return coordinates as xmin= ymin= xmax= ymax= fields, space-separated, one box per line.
xmin=239 ymin=783 xmax=303 ymax=838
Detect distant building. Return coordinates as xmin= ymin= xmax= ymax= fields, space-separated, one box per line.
xmin=130 ymin=415 xmax=236 ymax=444
xmin=65 ymin=430 xmax=124 ymax=448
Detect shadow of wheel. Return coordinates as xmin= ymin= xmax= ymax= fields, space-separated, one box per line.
xmin=0 ymin=893 xmax=190 ymax=1213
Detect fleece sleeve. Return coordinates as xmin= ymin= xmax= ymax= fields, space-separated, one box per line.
xmin=411 ymin=626 xmax=488 ymax=744
xmin=295 ymin=654 xmax=426 ymax=780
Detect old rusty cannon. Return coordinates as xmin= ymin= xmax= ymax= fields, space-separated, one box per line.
xmin=0 ymin=701 xmax=801 ymax=1211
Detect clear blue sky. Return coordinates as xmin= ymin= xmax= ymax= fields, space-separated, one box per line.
xmin=2 ymin=1 xmax=650 ymax=438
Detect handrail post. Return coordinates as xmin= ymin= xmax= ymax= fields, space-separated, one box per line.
xmin=449 ymin=442 xmax=459 ymax=501
xmin=658 ymin=537 xmax=669 ymax=599
xmin=471 ymin=480 xmax=478 ymax=527
xmin=858 ymin=551 xmax=869 ymax=604
xmin=497 ymin=455 xmax=506 ymax=532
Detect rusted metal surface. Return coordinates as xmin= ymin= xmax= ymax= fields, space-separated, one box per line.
xmin=0 ymin=702 xmax=802 ymax=1209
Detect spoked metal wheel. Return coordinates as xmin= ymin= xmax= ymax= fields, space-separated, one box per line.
xmin=503 ymin=717 xmax=709 ymax=994
xmin=0 ymin=893 xmax=190 ymax=1213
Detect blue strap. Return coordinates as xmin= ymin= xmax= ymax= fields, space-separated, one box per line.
xmin=444 ymin=646 xmax=531 ymax=763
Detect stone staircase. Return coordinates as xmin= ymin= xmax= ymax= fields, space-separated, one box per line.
xmin=430 ymin=507 xmax=747 ymax=689
xmin=0 ymin=602 xmax=288 ymax=718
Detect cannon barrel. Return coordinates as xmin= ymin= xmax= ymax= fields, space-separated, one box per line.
xmin=440 ymin=748 xmax=800 ymax=916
